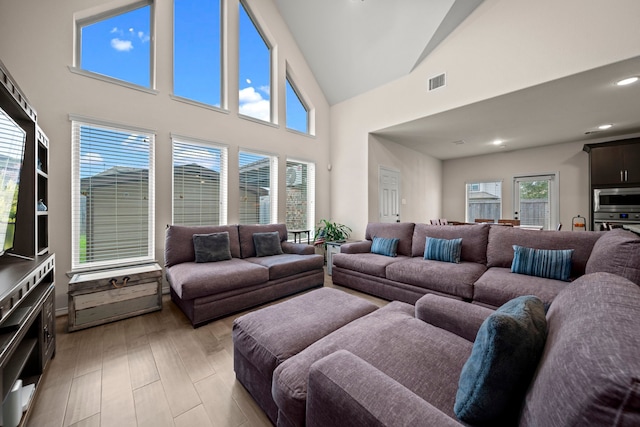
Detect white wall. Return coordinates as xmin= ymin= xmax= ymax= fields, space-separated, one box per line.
xmin=0 ymin=0 xmax=331 ymax=312
xmin=330 ymin=0 xmax=640 ymax=239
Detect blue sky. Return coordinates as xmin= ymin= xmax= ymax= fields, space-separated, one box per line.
xmin=81 ymin=0 xmax=308 ymax=134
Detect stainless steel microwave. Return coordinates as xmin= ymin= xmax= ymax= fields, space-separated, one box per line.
xmin=594 ymin=187 xmax=640 ymax=213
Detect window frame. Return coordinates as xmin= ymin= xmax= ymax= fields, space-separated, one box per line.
xmin=285 ymin=74 xmax=310 ymax=135
xmin=70 ymin=116 xmax=156 ymax=272
xmin=238 ymin=149 xmax=278 ymax=224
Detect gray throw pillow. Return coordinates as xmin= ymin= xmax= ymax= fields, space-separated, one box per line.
xmin=454 ymin=295 xmax=547 ymax=425
xmin=253 ymin=231 xmax=284 ymax=257
xmin=193 ymin=232 xmax=232 ymax=263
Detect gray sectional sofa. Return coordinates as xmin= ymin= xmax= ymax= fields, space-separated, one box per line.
xmin=165 ymin=223 xmax=324 ymax=326
xmin=332 ymin=222 xmax=640 ymax=308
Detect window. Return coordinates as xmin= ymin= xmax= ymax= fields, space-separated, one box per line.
xmin=466 ymin=181 xmax=502 ymax=222
xmin=286 ymin=76 xmax=309 ymax=134
xmin=514 ymin=174 xmax=559 ymax=230
xmin=71 ymin=119 xmax=155 ymax=270
xmin=77 ymin=1 xmax=153 ymax=88
xmin=173 ymin=137 xmax=227 ymax=225
xmin=286 ymin=160 xmax=315 ymax=239
xmin=174 ymin=0 xmax=222 ymax=107
xmin=238 ymin=1 xmax=271 ymax=122
xmin=239 ymin=151 xmax=277 ymax=224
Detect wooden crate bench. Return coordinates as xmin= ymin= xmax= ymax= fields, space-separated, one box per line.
xmin=68 ymin=263 xmax=162 ymax=332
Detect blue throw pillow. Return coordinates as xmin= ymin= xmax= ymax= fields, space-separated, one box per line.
xmin=253 ymin=231 xmax=284 ymax=257
xmin=424 ymin=237 xmax=462 ymax=263
xmin=511 ymin=245 xmax=574 ymax=281
xmin=193 ymin=232 xmax=232 ymax=263
xmin=371 ymin=236 xmax=400 ymax=257
xmin=454 ymin=296 xmax=547 ymax=424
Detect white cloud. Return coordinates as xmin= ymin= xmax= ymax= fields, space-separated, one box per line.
xmin=81 ymin=152 xmax=104 ymax=165
xmin=259 ymin=85 xmax=270 ymax=95
xmin=246 ymin=78 xmax=252 ymax=84
xmin=111 ymin=38 xmax=134 ymax=52
xmin=137 ymin=31 xmax=150 ymax=43
xmin=239 ymin=87 xmax=270 ymax=121
xmin=110 ymin=27 xmax=119 ymax=33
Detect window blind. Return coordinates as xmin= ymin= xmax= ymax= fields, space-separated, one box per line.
xmin=172 ymin=138 xmax=227 ymax=225
xmin=0 ymin=109 xmax=26 ymax=251
xmin=238 ymin=150 xmax=277 ymax=224
xmin=71 ymin=120 xmax=155 ymax=270
xmin=285 ymin=159 xmax=315 ymax=238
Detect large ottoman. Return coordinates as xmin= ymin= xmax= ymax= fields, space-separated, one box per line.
xmin=232 ymin=287 xmax=379 ymax=424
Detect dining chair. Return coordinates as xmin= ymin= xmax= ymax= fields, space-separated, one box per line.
xmin=498 ymin=219 xmax=521 ymax=226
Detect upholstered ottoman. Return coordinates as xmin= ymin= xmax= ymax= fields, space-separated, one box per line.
xmin=232 ymin=287 xmax=379 ymax=424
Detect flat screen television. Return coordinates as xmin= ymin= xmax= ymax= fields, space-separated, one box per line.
xmin=0 ymin=105 xmax=26 ymax=256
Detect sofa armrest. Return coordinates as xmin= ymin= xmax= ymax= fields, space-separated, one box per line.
xmin=339 ymin=240 xmax=372 ymax=254
xmin=415 ymin=294 xmax=494 ymax=342
xmin=307 ymin=350 xmax=462 ymax=427
xmin=281 ymin=241 xmax=315 ymax=255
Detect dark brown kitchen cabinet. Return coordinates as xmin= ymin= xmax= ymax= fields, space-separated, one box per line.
xmin=584 ymin=139 xmax=640 ymax=187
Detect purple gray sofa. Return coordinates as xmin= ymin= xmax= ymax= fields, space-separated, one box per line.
xmin=332 ymin=222 xmax=640 ymax=308
xmin=165 ymin=223 xmax=324 ymax=326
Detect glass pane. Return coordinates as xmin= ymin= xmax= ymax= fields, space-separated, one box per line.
xmin=81 ymin=5 xmax=151 ymax=87
xmin=238 ymin=2 xmax=271 ymax=121
xmin=286 ymin=78 xmax=308 ymax=133
xmin=239 ymin=151 xmax=271 ymax=224
xmin=466 ymin=181 xmax=502 ymax=223
xmin=518 ymin=179 xmax=550 ymax=229
xmin=286 ymin=160 xmax=312 ymax=238
xmin=174 ymin=0 xmax=221 ymax=106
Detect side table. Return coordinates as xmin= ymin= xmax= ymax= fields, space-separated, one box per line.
xmin=325 ymin=241 xmax=348 ymax=275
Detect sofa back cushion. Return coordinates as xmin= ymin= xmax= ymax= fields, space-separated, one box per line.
xmin=412 ymin=223 xmax=489 ymax=264
xmin=238 ymin=223 xmax=288 ymax=258
xmin=365 ymin=222 xmax=415 ymax=257
xmin=486 ymin=226 xmax=601 ymax=277
xmin=585 ymin=229 xmax=640 ymax=285
xmin=519 ymin=272 xmax=640 ymax=426
xmin=165 ymin=225 xmax=240 ymax=267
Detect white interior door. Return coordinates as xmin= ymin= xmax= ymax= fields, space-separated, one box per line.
xmin=514 ymin=173 xmax=559 ymax=230
xmin=379 ymin=167 xmax=400 ymax=223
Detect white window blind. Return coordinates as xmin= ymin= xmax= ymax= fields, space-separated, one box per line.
xmin=239 ymin=150 xmax=277 ymax=224
xmin=0 ymin=109 xmax=25 ymax=252
xmin=285 ymin=159 xmax=315 ymax=238
xmin=172 ymin=137 xmax=227 ymax=225
xmin=71 ymin=120 xmax=155 ymax=270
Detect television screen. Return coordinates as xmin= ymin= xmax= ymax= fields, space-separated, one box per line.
xmin=0 ymin=106 xmax=26 ymax=255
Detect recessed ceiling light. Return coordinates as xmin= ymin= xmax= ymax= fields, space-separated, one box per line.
xmin=598 ymin=124 xmax=613 ymax=130
xmin=492 ymin=139 xmax=502 ymax=145
xmin=616 ymin=76 xmax=639 ymax=86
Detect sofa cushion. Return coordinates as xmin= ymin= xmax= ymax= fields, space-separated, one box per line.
xmin=253 ymin=231 xmax=284 ymax=257
xmin=238 ymin=224 xmax=288 ymax=258
xmin=371 ymin=236 xmax=400 ymax=257
xmin=412 ymin=224 xmax=489 ymax=264
xmin=166 ymin=258 xmax=269 ymax=300
xmin=454 ymin=296 xmax=547 ymax=425
xmin=511 ymin=245 xmax=574 ymax=281
xmin=245 ymin=254 xmax=324 ymax=280
xmin=193 ymin=232 xmax=232 ymax=263
xmin=165 ymin=224 xmax=241 ymax=267
xmin=332 ymin=253 xmax=408 ymax=278
xmin=486 ymin=226 xmax=601 ymax=277
xmin=473 ymin=267 xmax=568 ymax=308
xmin=365 ymin=222 xmax=415 ymax=256
xmin=520 ymin=272 xmax=640 ymax=426
xmin=585 ymin=229 xmax=640 ymax=285
xmin=424 ymin=237 xmax=462 ymax=264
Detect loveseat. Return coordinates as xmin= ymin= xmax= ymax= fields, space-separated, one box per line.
xmin=332 ymin=222 xmax=640 ymax=308
xmin=165 ymin=223 xmax=324 ymax=326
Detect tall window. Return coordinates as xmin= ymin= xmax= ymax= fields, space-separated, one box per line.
xmin=77 ymin=1 xmax=152 ymax=88
xmin=514 ymin=174 xmax=559 ymax=230
xmin=286 ymin=76 xmax=309 ymax=134
xmin=466 ymin=181 xmax=502 ymax=222
xmin=174 ymin=0 xmax=221 ymax=107
xmin=173 ymin=137 xmax=227 ymax=225
xmin=238 ymin=1 xmax=271 ymax=122
xmin=239 ymin=151 xmax=277 ymax=224
xmin=285 ymin=160 xmax=315 ymax=239
xmin=71 ymin=119 xmax=155 ymax=270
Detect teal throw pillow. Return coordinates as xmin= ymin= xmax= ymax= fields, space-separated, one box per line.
xmin=454 ymin=296 xmax=547 ymax=425
xmin=193 ymin=232 xmax=232 ymax=263
xmin=511 ymin=245 xmax=574 ymax=281
xmin=253 ymin=231 xmax=284 ymax=257
xmin=371 ymin=236 xmax=400 ymax=257
xmin=424 ymin=237 xmax=462 ymax=263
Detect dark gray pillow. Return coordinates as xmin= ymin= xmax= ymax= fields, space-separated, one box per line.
xmin=193 ymin=232 xmax=232 ymax=263
xmin=253 ymin=231 xmax=284 ymax=257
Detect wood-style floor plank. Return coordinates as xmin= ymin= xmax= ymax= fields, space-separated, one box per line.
xmin=63 ymin=370 xmax=102 ymax=426
xmin=132 ymin=380 xmax=175 ymax=427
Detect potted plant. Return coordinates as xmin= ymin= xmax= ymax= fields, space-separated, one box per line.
xmin=313 ymin=219 xmax=352 ymax=247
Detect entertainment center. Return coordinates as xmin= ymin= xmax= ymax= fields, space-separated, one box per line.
xmin=0 ymin=58 xmax=54 ymax=427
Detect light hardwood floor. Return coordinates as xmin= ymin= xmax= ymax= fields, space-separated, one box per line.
xmin=26 ymin=273 xmax=387 ymax=427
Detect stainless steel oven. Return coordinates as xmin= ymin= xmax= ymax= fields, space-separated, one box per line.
xmin=593 ymin=187 xmax=640 ymax=230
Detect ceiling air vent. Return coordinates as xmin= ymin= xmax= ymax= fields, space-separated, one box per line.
xmin=429 ymin=73 xmax=446 ymax=91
